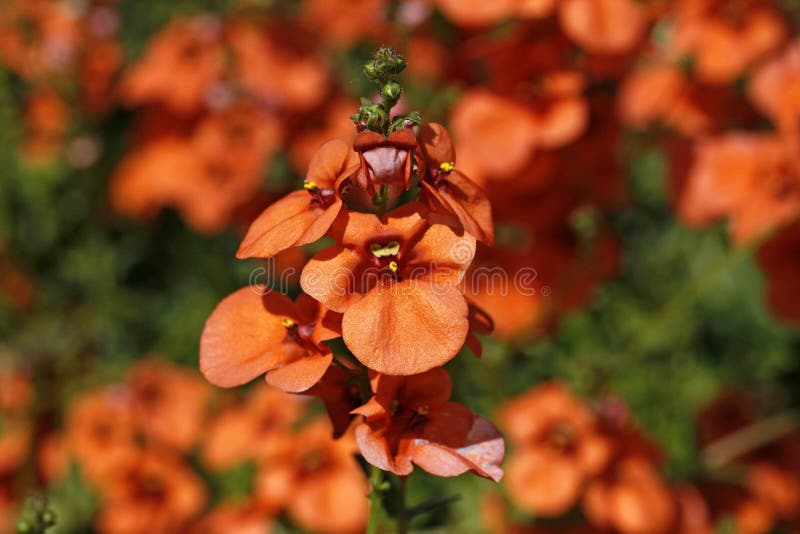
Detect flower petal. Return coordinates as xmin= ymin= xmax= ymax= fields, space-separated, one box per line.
xmin=265 ymin=351 xmax=333 ymax=393
xmin=342 ymin=280 xmax=468 ymax=375
xmin=200 ymin=288 xmax=290 ymax=387
xmin=301 ymin=246 xmax=366 ymax=313
xmin=411 ymin=403 xmax=505 ymax=482
xmin=237 ymin=191 xmax=342 ymax=259
xmin=354 ymin=422 xmax=413 ymax=476
xmin=306 ymin=139 xmax=361 ymax=189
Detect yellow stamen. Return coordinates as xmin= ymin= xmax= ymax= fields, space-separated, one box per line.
xmin=369 ymin=241 xmax=400 ymax=258
xmin=439 ymin=162 xmax=455 ymax=173
xmin=303 ymin=181 xmax=317 ymax=190
xmin=388 ymin=261 xmax=398 ymax=273
xmin=280 ymin=318 xmax=296 ymax=328
xmin=417 ymin=405 xmax=429 ymax=416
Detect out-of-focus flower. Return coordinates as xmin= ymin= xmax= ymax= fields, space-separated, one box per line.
xmin=301 ymin=203 xmax=476 ymax=375
xmin=558 ymin=0 xmax=649 ymax=55
xmin=353 ymin=368 xmax=505 ymax=481
xmin=666 ymin=0 xmax=786 ymax=85
xmin=679 ymin=132 xmax=800 ymax=244
xmin=93 ymin=449 xmax=207 ymax=534
xmin=255 ymin=418 xmax=369 ymax=534
xmin=201 ymin=384 xmax=304 ymax=471
xmin=500 ymin=382 xmax=612 ymax=515
xmin=126 ymin=358 xmax=211 ymax=451
xmin=749 ymin=39 xmax=800 ymax=141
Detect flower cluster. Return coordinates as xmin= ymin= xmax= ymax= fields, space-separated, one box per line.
xmin=200 ymin=48 xmax=504 ymax=491
xmin=0 ymin=358 xmax=369 ymax=534
xmin=492 ymin=382 xmax=800 ymax=534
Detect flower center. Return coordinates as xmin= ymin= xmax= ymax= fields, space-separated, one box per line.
xmin=369 ymin=241 xmax=400 ymax=258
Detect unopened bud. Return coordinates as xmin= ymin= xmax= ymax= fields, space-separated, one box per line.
xmin=381 ymin=82 xmax=402 ymax=102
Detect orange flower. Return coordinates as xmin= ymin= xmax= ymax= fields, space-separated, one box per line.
xmin=749 ymin=39 xmax=800 ymax=140
xmin=200 ymin=384 xmax=304 ymax=471
xmin=66 ymin=388 xmax=139 ymax=485
xmin=300 ymin=203 xmax=476 ymax=375
xmin=679 ymin=132 xmax=800 ymax=243
xmin=449 ymin=89 xmax=539 ymax=181
xmin=201 ymin=288 xmax=341 ymax=392
xmin=500 ymin=382 xmax=612 ymax=516
xmin=119 ymin=17 xmax=224 ymax=113
xmin=94 ymin=449 xmax=207 ymax=534
xmin=417 ymin=122 xmax=494 ymax=244
xmin=558 ymin=0 xmax=649 ymax=55
xmin=352 ymin=368 xmax=504 ymax=481
xmin=668 ymin=0 xmax=786 ymax=85
xmin=582 ymin=456 xmax=677 ymax=534
xmin=309 ymin=365 xmax=363 ymax=438
xmin=255 ymin=418 xmax=369 ymax=534
xmin=189 ymin=499 xmax=273 ymax=534
xmin=126 ymin=359 xmax=211 ymax=451
xmin=236 ymin=139 xmax=360 ymax=259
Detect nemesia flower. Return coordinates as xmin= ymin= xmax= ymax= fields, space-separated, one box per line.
xmin=582 ymin=456 xmax=677 ymax=534
xmin=255 ymin=418 xmax=369 ymax=534
xmin=749 ymin=39 xmax=800 ymax=140
xmin=418 ymin=122 xmax=494 ymax=244
xmin=236 ymin=138 xmax=360 ymax=259
xmin=309 ymin=365 xmax=363 ymax=438
xmin=200 ymin=288 xmax=341 ymax=392
xmin=449 ymin=89 xmax=539 ymax=181
xmin=679 ymin=132 xmax=800 ymax=243
xmin=66 ymin=388 xmax=139 ymax=484
xmin=301 ymin=202 xmax=476 ymax=375
xmin=93 ymin=449 xmax=207 ymax=534
xmin=189 ymin=499 xmax=273 ymax=534
xmin=200 ymin=385 xmax=304 ymax=470
xmin=499 ymin=382 xmax=612 ymax=515
xmin=352 ymin=368 xmax=504 ymax=481
xmin=126 ymin=359 xmax=211 ymax=451
xmin=667 ymin=0 xmax=786 ymax=85
xmin=119 ymin=17 xmax=224 ymax=114
xmin=558 ymin=0 xmax=649 ymax=54
xmin=0 ymin=369 xmax=32 ymax=476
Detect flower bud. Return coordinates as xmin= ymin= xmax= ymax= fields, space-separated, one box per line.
xmin=381 ymin=82 xmax=402 ymax=102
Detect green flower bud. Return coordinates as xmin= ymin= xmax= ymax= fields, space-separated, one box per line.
xmin=381 ymin=82 xmax=402 ymax=102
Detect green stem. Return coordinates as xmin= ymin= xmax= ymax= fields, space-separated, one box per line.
xmin=367 ymin=466 xmax=387 ymax=534
xmin=397 ymin=476 xmax=409 ymax=534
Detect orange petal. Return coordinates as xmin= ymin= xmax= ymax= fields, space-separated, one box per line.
xmin=265 ymin=351 xmax=333 ymax=393
xmin=342 ymin=280 xmax=468 ymax=375
xmin=558 ymin=0 xmax=648 ymax=54
xmin=408 ymin=220 xmax=477 ymax=277
xmin=200 ymin=287 xmax=289 ymax=387
xmin=505 ymin=448 xmax=582 ymax=515
xmin=418 ymin=123 xmax=455 ymax=167
xmin=306 ymin=138 xmax=360 ymax=189
xmin=300 ymin=246 xmax=365 ymax=313
xmin=398 ymin=368 xmax=452 ymax=410
xmin=237 ymin=191 xmax=342 ymax=259
xmin=426 ymin=171 xmax=494 ymax=245
xmin=412 ymin=403 xmax=505 ymax=482
xmin=355 ymin=422 xmax=413 ymax=476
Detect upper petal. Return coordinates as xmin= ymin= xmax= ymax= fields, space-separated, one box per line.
xmin=301 ymin=246 xmax=366 ymax=313
xmin=306 ymin=138 xmax=361 ymax=189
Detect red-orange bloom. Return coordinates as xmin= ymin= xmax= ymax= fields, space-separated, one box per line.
xmin=301 ymin=203 xmax=476 ymax=375
xmin=236 ymin=139 xmax=360 ymax=259
xmin=255 ymin=418 xmax=369 ymax=534
xmin=94 ymin=449 xmax=207 ymax=534
xmin=126 ymin=359 xmax=210 ymax=451
xmin=352 ymin=368 xmax=504 ymax=481
xmin=201 ymin=288 xmax=341 ymax=392
xmin=500 ymin=382 xmax=612 ymax=516
xmin=418 ymin=122 xmax=494 ymax=245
